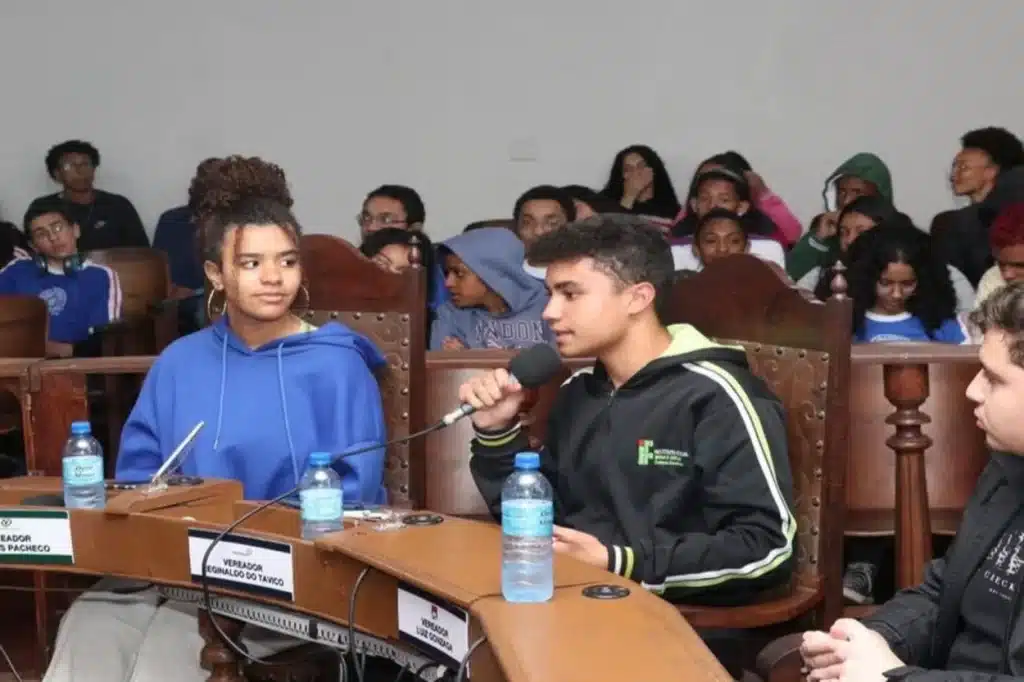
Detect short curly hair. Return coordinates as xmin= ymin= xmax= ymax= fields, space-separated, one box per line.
xmin=527 ymin=214 xmax=674 ymax=321
xmin=45 ymin=140 xmax=100 ymax=179
xmin=188 ymin=155 xmax=298 ymax=263
xmin=990 ymin=203 xmax=1024 ymax=251
xmin=970 ymin=281 xmax=1024 ymax=366
xmin=961 ymin=127 xmax=1024 ymax=171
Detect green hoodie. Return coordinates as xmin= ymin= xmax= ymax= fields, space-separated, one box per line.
xmin=785 ymin=153 xmax=893 ymax=281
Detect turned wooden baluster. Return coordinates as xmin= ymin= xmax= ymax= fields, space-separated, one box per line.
xmin=882 ymin=363 xmax=933 ymax=588
xmin=198 ymin=610 xmax=246 ymax=682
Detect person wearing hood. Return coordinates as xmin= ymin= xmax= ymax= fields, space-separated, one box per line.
xmin=932 ymin=127 xmax=1024 ymax=287
xmin=460 ymin=216 xmax=794 ymax=674
xmin=786 ymin=153 xmax=893 ymax=282
xmin=431 ymin=226 xmax=554 ymax=350
xmin=43 ymin=156 xmax=387 ymax=682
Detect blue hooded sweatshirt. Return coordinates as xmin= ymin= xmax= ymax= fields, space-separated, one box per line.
xmin=429 ymin=228 xmax=553 ymax=350
xmin=116 ymin=317 xmax=388 ymax=503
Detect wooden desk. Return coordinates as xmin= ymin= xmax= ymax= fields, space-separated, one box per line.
xmin=0 ymin=477 xmax=731 ymax=682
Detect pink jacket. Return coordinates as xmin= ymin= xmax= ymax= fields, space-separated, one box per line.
xmin=671 ymin=190 xmax=803 ymax=248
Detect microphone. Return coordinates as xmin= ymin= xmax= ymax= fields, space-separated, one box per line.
xmin=440 ymin=344 xmax=564 ymax=425
xmin=198 ymin=343 xmax=564 ymax=661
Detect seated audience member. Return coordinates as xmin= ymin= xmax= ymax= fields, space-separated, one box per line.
xmin=514 ymin=185 xmax=577 ymax=280
xmin=0 ymin=200 xmax=122 ymax=358
xmin=802 ymin=196 xmax=975 ymax=312
xmin=977 ymin=203 xmax=1024 ymax=305
xmin=360 ymin=227 xmax=439 ymax=333
xmin=357 ymin=184 xmax=446 ymax=310
xmin=671 ymin=169 xmax=786 ymax=270
xmin=933 ymin=127 xmax=1024 ymax=286
xmin=847 ymin=222 xmax=967 ymax=345
xmin=802 ymin=281 xmax=1024 ymax=679
xmin=675 ymin=152 xmax=802 ymax=248
xmin=673 ymin=208 xmax=786 ymax=272
xmin=561 ymin=184 xmax=626 ymax=219
xmin=356 ymin=184 xmax=425 ymax=239
xmin=786 ymin=153 xmax=893 ymax=282
xmin=43 ymin=156 xmax=387 ymax=682
xmin=152 ymin=159 xmax=217 ymax=333
xmin=26 ymin=140 xmax=148 ymax=251
xmin=599 ymin=145 xmax=681 ymax=222
xmin=431 ymin=227 xmax=553 ymax=350
xmin=0 ymin=215 xmax=29 ymax=267
xmin=514 ymin=185 xmax=576 ymax=248
xmin=688 ymin=209 xmax=750 ymax=270
xmin=462 ymin=216 xmax=794 ymax=613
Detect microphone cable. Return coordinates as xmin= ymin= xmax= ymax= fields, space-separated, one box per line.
xmin=199 ymin=420 xmax=446 ymax=668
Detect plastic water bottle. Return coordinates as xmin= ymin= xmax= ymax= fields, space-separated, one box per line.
xmin=62 ymin=421 xmax=106 ymax=510
xmin=501 ymin=452 xmax=554 ymax=603
xmin=299 ymin=452 xmax=343 ymax=539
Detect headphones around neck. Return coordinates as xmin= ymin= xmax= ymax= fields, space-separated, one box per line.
xmin=34 ymin=252 xmax=83 ymax=275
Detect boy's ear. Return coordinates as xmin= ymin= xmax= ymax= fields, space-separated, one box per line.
xmin=737 ymin=200 xmax=751 ymax=216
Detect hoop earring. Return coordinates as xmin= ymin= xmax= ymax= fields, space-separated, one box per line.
xmin=294 ymin=284 xmax=311 ymax=315
xmin=206 ymin=289 xmax=226 ymax=321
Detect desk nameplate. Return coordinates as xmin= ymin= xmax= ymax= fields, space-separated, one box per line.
xmin=0 ymin=508 xmax=74 ymax=564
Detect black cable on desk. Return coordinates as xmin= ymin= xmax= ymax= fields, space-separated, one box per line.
xmin=198 ymin=421 xmax=444 ymax=666
xmin=456 ymin=635 xmax=486 ymax=682
xmin=348 ymin=566 xmax=371 ymax=682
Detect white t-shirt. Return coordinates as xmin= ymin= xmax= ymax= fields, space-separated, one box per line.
xmin=671 ymin=238 xmax=786 ymax=272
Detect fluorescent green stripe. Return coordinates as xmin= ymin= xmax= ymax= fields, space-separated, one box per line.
xmin=643 ymin=361 xmax=795 ymax=590
xmin=475 ymin=428 xmax=521 ymax=448
xmin=623 ymin=546 xmax=635 ymax=579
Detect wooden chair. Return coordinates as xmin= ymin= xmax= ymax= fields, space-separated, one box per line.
xmin=87 ymin=247 xmax=176 ymax=354
xmin=0 ymin=294 xmax=46 ymax=440
xmin=664 ymin=254 xmax=852 ymax=669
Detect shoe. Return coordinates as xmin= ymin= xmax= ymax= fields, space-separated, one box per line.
xmin=842 ymin=562 xmax=877 ymax=604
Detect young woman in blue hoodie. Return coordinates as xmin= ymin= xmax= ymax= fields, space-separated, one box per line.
xmin=44 ymin=156 xmax=388 ymax=682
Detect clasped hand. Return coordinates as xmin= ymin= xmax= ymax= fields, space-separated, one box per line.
xmin=800 ymin=619 xmax=904 ymax=682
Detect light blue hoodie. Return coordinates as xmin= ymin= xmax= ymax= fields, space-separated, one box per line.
xmin=430 ymin=228 xmax=553 ymax=350
xmin=116 ymin=317 xmax=388 ymax=503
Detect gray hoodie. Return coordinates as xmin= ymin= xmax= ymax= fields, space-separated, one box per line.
xmin=429 ymin=228 xmax=554 ymax=350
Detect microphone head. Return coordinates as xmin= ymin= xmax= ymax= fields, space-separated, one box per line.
xmin=508 ymin=344 xmax=563 ymax=388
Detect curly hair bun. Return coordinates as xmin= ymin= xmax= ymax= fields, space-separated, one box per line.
xmin=188 ymin=155 xmax=292 ymax=223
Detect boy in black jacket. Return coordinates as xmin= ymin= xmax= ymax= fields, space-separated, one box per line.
xmin=802 ymin=281 xmax=1024 ymax=682
xmin=460 ymin=215 xmax=795 ymax=605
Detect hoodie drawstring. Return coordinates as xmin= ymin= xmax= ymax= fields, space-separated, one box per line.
xmin=213 ymin=332 xmax=228 ymax=450
xmin=277 ymin=343 xmax=301 ymax=485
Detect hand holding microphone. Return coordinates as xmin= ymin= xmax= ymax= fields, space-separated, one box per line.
xmin=453 ymin=344 xmax=563 ymax=432
xmin=458 ymin=368 xmax=526 ymax=431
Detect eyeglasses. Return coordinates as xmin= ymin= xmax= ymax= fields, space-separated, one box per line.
xmin=357 ymin=212 xmax=407 ymax=229
xmin=30 ymin=222 xmax=69 ymax=242
xmin=61 ymin=160 xmax=94 ymax=172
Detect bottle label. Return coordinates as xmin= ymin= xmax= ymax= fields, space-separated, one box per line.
xmin=63 ymin=455 xmax=103 ymax=486
xmin=502 ymin=499 xmax=553 ymax=537
xmin=300 ymin=488 xmax=343 ymax=522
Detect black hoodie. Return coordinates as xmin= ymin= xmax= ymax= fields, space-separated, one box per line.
xmin=932 ymin=166 xmax=1024 ymax=286
xmin=470 ymin=324 xmax=796 ymax=604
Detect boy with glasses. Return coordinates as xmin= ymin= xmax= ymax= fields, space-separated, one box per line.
xmin=25 ymin=139 xmax=149 ymax=251
xmin=0 ymin=200 xmax=122 ymax=357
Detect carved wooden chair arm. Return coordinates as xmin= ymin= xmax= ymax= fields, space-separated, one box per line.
xmin=753 ymin=631 xmax=805 ymax=682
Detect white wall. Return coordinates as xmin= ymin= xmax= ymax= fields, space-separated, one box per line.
xmin=1 ymin=1 xmax=1021 ymax=242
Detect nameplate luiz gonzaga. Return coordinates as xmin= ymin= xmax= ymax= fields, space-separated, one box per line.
xmin=397 ymin=581 xmax=469 ymax=669
xmin=187 ymin=528 xmax=295 ymax=601
xmin=0 ymin=509 xmax=75 ymax=565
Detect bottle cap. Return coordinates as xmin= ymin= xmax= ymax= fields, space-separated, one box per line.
xmin=309 ymin=451 xmax=332 ymax=467
xmin=514 ymin=452 xmax=541 ymax=470
xmin=70 ymin=421 xmax=91 ymax=435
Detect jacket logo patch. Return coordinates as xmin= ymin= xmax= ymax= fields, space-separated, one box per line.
xmin=637 ymin=440 xmax=688 ymax=467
